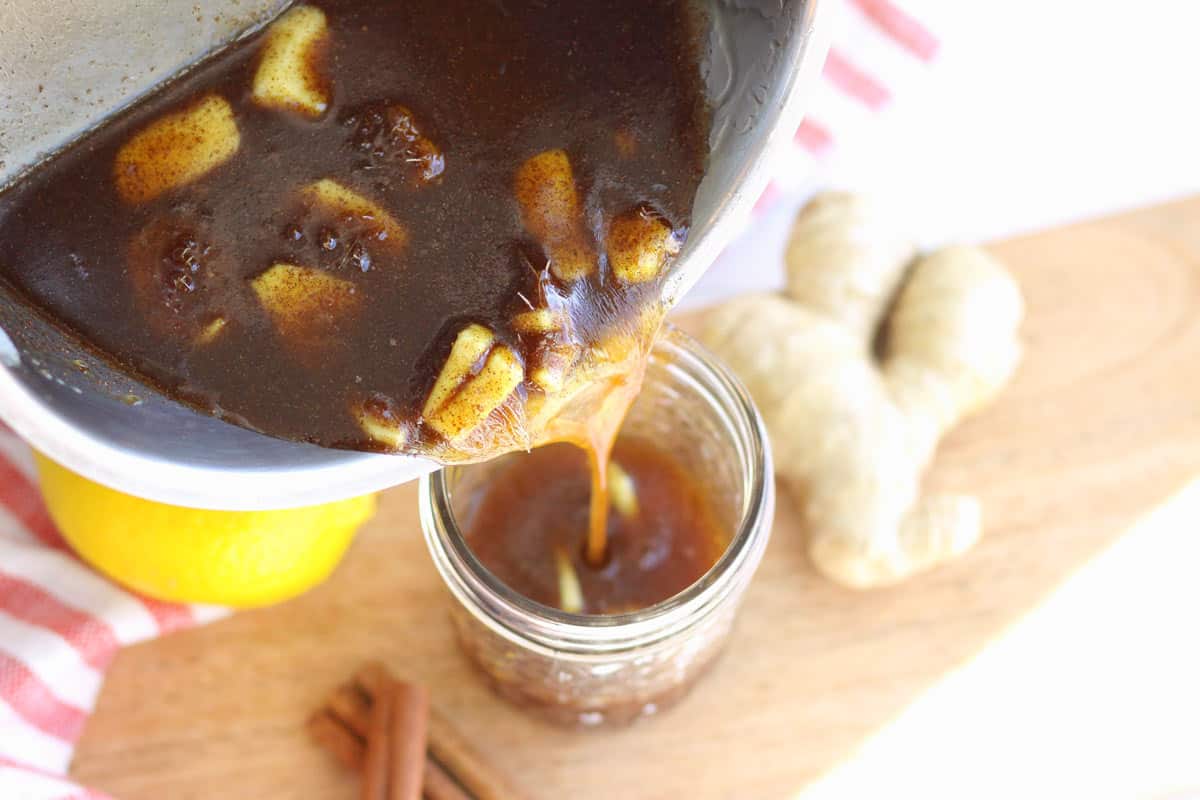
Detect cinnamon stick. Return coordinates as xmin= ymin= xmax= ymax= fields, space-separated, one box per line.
xmin=388 ymin=681 xmax=429 ymax=800
xmin=328 ymin=684 xmax=372 ymax=738
xmin=355 ymin=663 xmax=523 ymax=800
xmin=426 ymin=708 xmax=524 ymax=800
xmin=361 ymin=677 xmax=395 ymax=800
xmin=307 ymin=704 xmax=468 ymax=800
xmin=355 ymin=661 xmax=391 ymax=698
xmin=311 ymin=663 xmax=525 ymax=800
xmin=307 ymin=709 xmax=365 ymax=771
xmin=423 ymin=759 xmax=472 ymax=800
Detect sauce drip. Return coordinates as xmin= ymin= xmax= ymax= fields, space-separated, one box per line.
xmin=463 ymin=439 xmax=727 ymax=615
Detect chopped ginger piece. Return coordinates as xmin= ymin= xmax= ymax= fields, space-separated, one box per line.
xmin=422 ymin=324 xmax=495 ymax=419
xmin=513 ymin=307 xmax=564 ymax=335
xmin=250 ymin=263 xmax=359 ymax=347
xmin=606 ymin=208 xmax=680 ymax=284
xmin=554 ymin=546 xmax=584 ymax=614
xmin=425 ymin=343 xmax=524 ymax=441
xmin=607 ymin=460 xmax=638 ymax=518
xmin=194 ymin=317 xmax=227 ymax=345
xmin=513 ymin=150 xmax=595 ymax=281
xmin=353 ymin=398 xmax=408 ymax=450
xmin=252 ymin=5 xmax=330 ymax=117
xmin=301 ymin=179 xmax=408 ymax=250
xmin=113 ymin=94 xmax=239 ymax=204
xmin=514 ymin=151 xmax=579 ymax=240
xmin=530 ymin=364 xmax=564 ymax=394
xmin=529 ymin=345 xmax=575 ymax=393
xmin=590 ymin=304 xmax=662 ymax=365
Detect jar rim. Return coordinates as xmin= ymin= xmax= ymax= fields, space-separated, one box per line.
xmin=419 ymin=325 xmax=774 ymax=656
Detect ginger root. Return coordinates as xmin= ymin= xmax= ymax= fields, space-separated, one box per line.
xmin=702 ymin=192 xmax=1023 ymax=588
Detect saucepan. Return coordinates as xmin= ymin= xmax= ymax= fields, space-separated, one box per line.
xmin=0 ymin=0 xmax=829 ymax=509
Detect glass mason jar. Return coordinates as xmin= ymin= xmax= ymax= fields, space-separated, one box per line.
xmin=419 ymin=327 xmax=774 ymax=726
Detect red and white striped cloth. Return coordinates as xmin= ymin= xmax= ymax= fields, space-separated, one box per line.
xmin=755 ymin=0 xmax=939 ymax=215
xmin=0 ymin=421 xmax=226 ymax=799
xmin=0 ymin=2 xmax=936 ymax=796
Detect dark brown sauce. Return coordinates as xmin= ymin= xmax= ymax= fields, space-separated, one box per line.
xmin=0 ymin=0 xmax=708 ymax=459
xmin=463 ymin=439 xmax=727 ymax=615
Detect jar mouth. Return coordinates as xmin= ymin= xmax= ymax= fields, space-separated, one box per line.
xmin=420 ymin=326 xmax=774 ymax=654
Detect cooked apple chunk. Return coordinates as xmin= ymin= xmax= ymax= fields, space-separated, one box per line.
xmin=353 ymin=395 xmax=409 ymax=450
xmin=514 ymin=150 xmax=595 ymax=281
xmin=113 ymin=94 xmax=239 ymax=204
xmin=422 ymin=324 xmax=495 ymax=418
xmin=513 ymin=307 xmax=565 ymax=335
xmin=529 ymin=347 xmax=573 ymax=393
xmin=511 ymin=299 xmax=577 ymax=393
xmin=194 ymin=317 xmax=227 ymax=345
xmin=606 ymin=207 xmax=681 ymax=284
xmin=423 ymin=325 xmax=524 ymax=441
xmin=426 ymin=346 xmax=524 ymax=441
xmin=250 ymin=263 xmax=359 ymax=349
xmin=300 ymin=179 xmax=409 ymax=250
xmin=252 ymin=5 xmax=330 ymax=118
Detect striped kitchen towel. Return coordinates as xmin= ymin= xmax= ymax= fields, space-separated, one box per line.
xmin=0 ymin=422 xmax=226 ymax=798
xmin=0 ymin=1 xmax=937 ymax=796
xmin=756 ymin=0 xmax=939 ymax=213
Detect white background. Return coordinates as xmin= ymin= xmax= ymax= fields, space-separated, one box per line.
xmin=687 ymin=0 xmax=1200 ymax=307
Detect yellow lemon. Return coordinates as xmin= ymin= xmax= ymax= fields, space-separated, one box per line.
xmin=34 ymin=453 xmax=377 ymax=608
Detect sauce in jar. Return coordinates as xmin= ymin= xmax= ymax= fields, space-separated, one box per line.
xmin=462 ymin=438 xmax=727 ymax=615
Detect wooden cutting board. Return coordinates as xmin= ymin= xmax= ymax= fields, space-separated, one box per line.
xmin=70 ymin=198 xmax=1200 ymax=799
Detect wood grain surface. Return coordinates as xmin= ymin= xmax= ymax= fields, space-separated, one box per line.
xmin=71 ymin=198 xmax=1200 ymax=799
